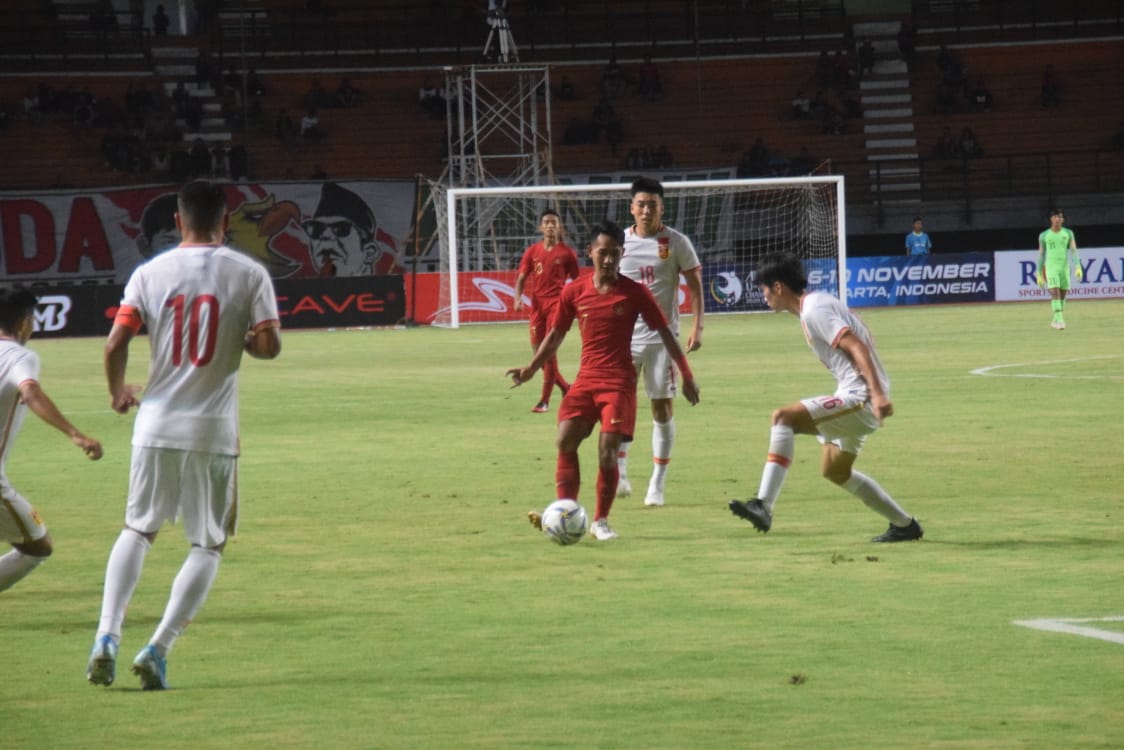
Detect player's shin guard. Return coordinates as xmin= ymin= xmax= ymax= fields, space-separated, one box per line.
xmin=758 ymin=425 xmax=794 ymax=511
xmin=98 ymin=529 xmax=151 ymax=640
xmin=596 ymin=465 xmax=620 ymax=521
xmin=841 ymin=471 xmax=911 ymax=525
xmin=650 ymin=418 xmax=675 ymax=487
xmin=151 ymin=546 xmax=222 ymax=655
xmin=556 ymin=450 xmax=580 ymax=501
xmin=0 ymin=549 xmax=45 ymax=592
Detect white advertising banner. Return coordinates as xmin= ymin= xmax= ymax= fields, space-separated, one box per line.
xmin=994 ymin=247 xmax=1124 ymax=302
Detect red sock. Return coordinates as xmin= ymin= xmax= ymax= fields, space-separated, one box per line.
xmin=556 ymin=450 xmax=579 ymax=500
xmin=595 ymin=464 xmax=619 ymax=520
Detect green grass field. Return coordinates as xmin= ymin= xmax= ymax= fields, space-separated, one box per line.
xmin=4 ymin=300 xmax=1123 ymax=749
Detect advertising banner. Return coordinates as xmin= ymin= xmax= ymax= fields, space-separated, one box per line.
xmin=994 ymin=247 xmax=1124 ymax=301
xmin=843 ymin=252 xmax=993 ymax=307
xmin=1 ymin=180 xmax=416 ymax=285
xmin=30 ymin=276 xmax=405 ymax=338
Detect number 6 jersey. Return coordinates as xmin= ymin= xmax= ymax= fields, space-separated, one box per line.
xmin=115 ymin=244 xmax=280 ymax=455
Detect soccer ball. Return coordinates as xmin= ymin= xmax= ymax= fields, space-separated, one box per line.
xmin=540 ymin=499 xmax=588 ymax=545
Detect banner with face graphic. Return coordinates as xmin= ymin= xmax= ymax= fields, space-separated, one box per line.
xmin=0 ymin=180 xmax=416 ymax=285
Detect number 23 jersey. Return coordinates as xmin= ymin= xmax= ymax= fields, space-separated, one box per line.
xmin=116 ymin=244 xmax=280 ymax=455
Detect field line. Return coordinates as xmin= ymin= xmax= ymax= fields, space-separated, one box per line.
xmin=1012 ymin=617 xmax=1124 ymax=645
xmin=971 ymin=355 xmax=1124 ymax=380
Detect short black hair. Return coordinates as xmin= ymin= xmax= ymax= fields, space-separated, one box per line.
xmin=177 ymin=180 xmax=227 ymax=235
xmin=0 ymin=288 xmax=39 ymax=333
xmin=590 ymin=219 xmax=625 ymax=248
xmin=540 ymin=208 xmax=560 ymax=222
xmin=1050 ymin=207 xmax=1064 ymax=217
xmin=755 ymin=254 xmax=808 ymax=295
xmin=912 ymin=216 xmax=923 ymax=223
xmin=630 ymin=177 xmax=664 ymax=198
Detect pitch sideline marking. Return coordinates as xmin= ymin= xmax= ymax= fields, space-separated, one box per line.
xmin=971 ymin=355 xmax=1124 ymax=380
xmin=1012 ymin=616 xmax=1124 ymax=645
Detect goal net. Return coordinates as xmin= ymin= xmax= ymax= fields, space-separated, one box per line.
xmin=430 ymin=176 xmax=845 ymax=328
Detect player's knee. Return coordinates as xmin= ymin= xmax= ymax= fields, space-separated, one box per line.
xmin=771 ymin=408 xmax=793 ymax=426
xmin=823 ymin=464 xmax=851 ymax=485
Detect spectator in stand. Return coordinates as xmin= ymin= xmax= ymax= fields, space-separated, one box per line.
xmin=791 ymin=90 xmax=811 ymax=120
xmin=905 ymin=217 xmax=931 ymax=256
xmin=958 ymin=127 xmax=983 ymax=158
xmin=300 ymin=107 xmax=323 ymax=142
xmin=22 ymin=88 xmax=42 ymax=124
xmin=591 ymin=97 xmax=623 ymax=155
xmin=169 ymin=147 xmax=191 ymax=182
xmin=153 ymin=4 xmax=170 ymax=36
xmin=228 ymin=142 xmax=248 ymax=181
xmin=334 ymin=78 xmax=362 ymax=108
xmin=1040 ymin=64 xmax=1060 ymax=109
xmin=275 ymin=108 xmax=295 ymax=146
xmin=815 ymin=50 xmax=832 ymax=88
xmin=858 ymin=39 xmax=875 ymax=78
xmin=171 ymin=81 xmax=190 ymax=119
xmin=655 ymin=144 xmax=673 ymax=169
xmin=832 ymin=48 xmax=856 ymax=88
xmin=246 ymin=69 xmax=265 ymax=97
xmin=932 ymin=126 xmax=956 ymax=159
xmin=969 ymin=79 xmax=994 ymax=113
xmin=790 ymin=146 xmax=816 ymax=174
xmin=636 ymin=54 xmax=663 ymax=102
xmin=305 ymin=79 xmax=331 ymax=111
xmin=600 ymin=54 xmax=626 ymax=100
xmin=419 ymin=78 xmax=445 ymax=119
xmin=558 ymin=75 xmax=575 ymax=101
xmin=188 ymin=137 xmax=211 ymax=178
xmin=822 ymin=107 xmax=846 ymax=136
xmin=737 ymin=137 xmax=771 ymax=177
xmin=210 ymin=143 xmax=228 ymax=179
xmin=896 ymin=21 xmax=917 ymax=72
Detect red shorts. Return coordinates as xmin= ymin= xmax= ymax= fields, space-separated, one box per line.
xmin=557 ymin=379 xmax=637 ymax=439
xmin=529 ymin=303 xmax=557 ymax=346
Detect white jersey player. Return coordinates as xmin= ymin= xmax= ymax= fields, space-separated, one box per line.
xmin=0 ymin=289 xmax=103 ymax=595
xmin=727 ymin=254 xmax=923 ymax=543
xmin=615 ymin=177 xmax=703 ymax=508
xmin=88 ymin=181 xmax=281 ymax=691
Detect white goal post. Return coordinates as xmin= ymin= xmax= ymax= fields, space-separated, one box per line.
xmin=431 ymin=176 xmax=846 ymax=328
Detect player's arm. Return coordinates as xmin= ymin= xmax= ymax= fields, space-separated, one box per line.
xmin=245 ymin=321 xmax=282 ymax=359
xmin=656 ymin=325 xmax=700 ymax=405
xmin=1069 ymin=234 xmax=1082 ymax=280
xmin=105 ymin=319 xmax=142 ymax=414
xmin=682 ymin=266 xmax=704 ymax=352
xmin=19 ymin=380 xmax=103 ymax=459
xmin=1036 ymin=238 xmax=1046 ymax=286
xmin=836 ymin=331 xmax=892 ymax=422
xmin=512 ymin=270 xmax=529 ymax=312
xmin=507 ymin=327 xmax=565 ymax=387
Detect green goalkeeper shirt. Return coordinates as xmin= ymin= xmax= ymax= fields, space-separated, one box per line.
xmin=1039 ymin=227 xmax=1075 ymax=267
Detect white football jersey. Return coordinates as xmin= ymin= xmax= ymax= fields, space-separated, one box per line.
xmin=621 ymin=224 xmax=700 ymax=345
xmin=799 ymin=291 xmax=889 ymax=400
xmin=120 ymin=244 xmax=279 ymax=455
xmin=0 ymin=341 xmax=39 ymax=482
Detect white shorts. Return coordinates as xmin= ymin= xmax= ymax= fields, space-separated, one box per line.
xmin=0 ymin=481 xmax=48 ymax=545
xmin=127 ymin=447 xmax=238 ymax=548
xmin=801 ymin=393 xmax=881 ymax=455
xmin=631 ymin=341 xmax=677 ymax=400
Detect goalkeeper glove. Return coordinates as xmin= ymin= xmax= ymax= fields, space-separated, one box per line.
xmin=1075 ymin=264 xmax=1084 ymax=281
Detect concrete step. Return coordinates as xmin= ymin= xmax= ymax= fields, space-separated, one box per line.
xmin=864 ymin=122 xmax=914 ymax=134
xmin=867 ymin=151 xmax=920 ymax=161
xmin=203 ymin=102 xmax=223 ymax=113
xmin=163 ymin=82 xmax=217 ymax=97
xmin=151 ymin=46 xmax=198 ymax=59
xmin=861 ymin=93 xmax=912 ymax=106
xmin=871 ymin=182 xmax=922 ymax=192
xmin=866 ymin=137 xmax=918 ymax=149
xmin=871 ymin=39 xmax=900 ymax=55
xmin=872 ymin=59 xmax=908 ymax=75
xmin=155 ymin=64 xmax=195 ymax=77
xmin=181 ymin=131 xmax=232 ymax=142
xmin=868 ymin=166 xmax=920 ymax=177
xmin=860 ymin=78 xmax=909 ymax=91
xmin=852 ymin=21 xmax=901 ymax=37
xmin=864 ymin=107 xmax=914 ymax=119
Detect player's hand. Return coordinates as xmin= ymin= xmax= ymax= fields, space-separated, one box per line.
xmin=513 ymin=298 xmax=524 ymax=312
xmin=1036 ymin=271 xmax=1046 ymax=288
xmin=74 ymin=435 xmax=103 ymax=460
xmin=1075 ymin=265 xmax=1084 ymax=281
xmin=685 ymin=328 xmax=702 ymax=353
xmin=682 ymin=378 xmax=700 ymax=405
xmin=871 ymin=394 xmax=893 ymax=423
xmin=111 ymin=384 xmax=142 ymax=414
xmin=506 ymin=367 xmax=534 ymax=388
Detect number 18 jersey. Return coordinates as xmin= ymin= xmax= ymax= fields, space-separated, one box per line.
xmin=116 ymin=244 xmax=280 ymax=456
xmin=621 ymin=225 xmax=700 ymax=346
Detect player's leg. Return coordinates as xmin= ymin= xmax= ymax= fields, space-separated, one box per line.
xmin=819 ymin=417 xmax=921 ymax=542
xmin=639 ymin=345 xmax=676 ymax=507
xmin=728 ymin=399 xmax=816 ymax=532
xmin=615 ymin=346 xmax=644 ymax=498
xmin=589 ymin=386 xmax=635 ymax=540
xmin=1054 ymin=269 xmax=1070 ymax=328
xmin=136 ymin=451 xmax=236 ymax=690
xmin=529 ymin=318 xmax=552 ymax=411
xmin=0 ymin=490 xmax=52 ymax=593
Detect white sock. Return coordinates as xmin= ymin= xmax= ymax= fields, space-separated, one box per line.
xmin=650 ymin=418 xmax=675 ymax=490
xmin=151 ymin=546 xmax=222 ymax=655
xmin=758 ymin=425 xmax=794 ymax=512
xmin=0 ymin=549 xmax=45 ymax=592
xmin=617 ymin=441 xmax=631 ymax=482
xmin=841 ymin=471 xmax=912 ymax=526
xmin=97 ymin=529 xmax=151 ymax=640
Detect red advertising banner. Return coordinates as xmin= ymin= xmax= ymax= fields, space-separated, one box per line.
xmin=0 ymin=180 xmax=416 ymax=285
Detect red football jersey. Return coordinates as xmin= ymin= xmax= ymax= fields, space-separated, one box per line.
xmin=517 ymin=241 xmax=580 ymax=308
xmin=552 ymin=274 xmax=668 ymax=388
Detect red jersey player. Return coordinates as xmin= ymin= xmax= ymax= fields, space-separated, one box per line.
xmin=507 ymin=220 xmax=700 ymax=541
xmin=513 ymin=209 xmax=581 ymax=413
